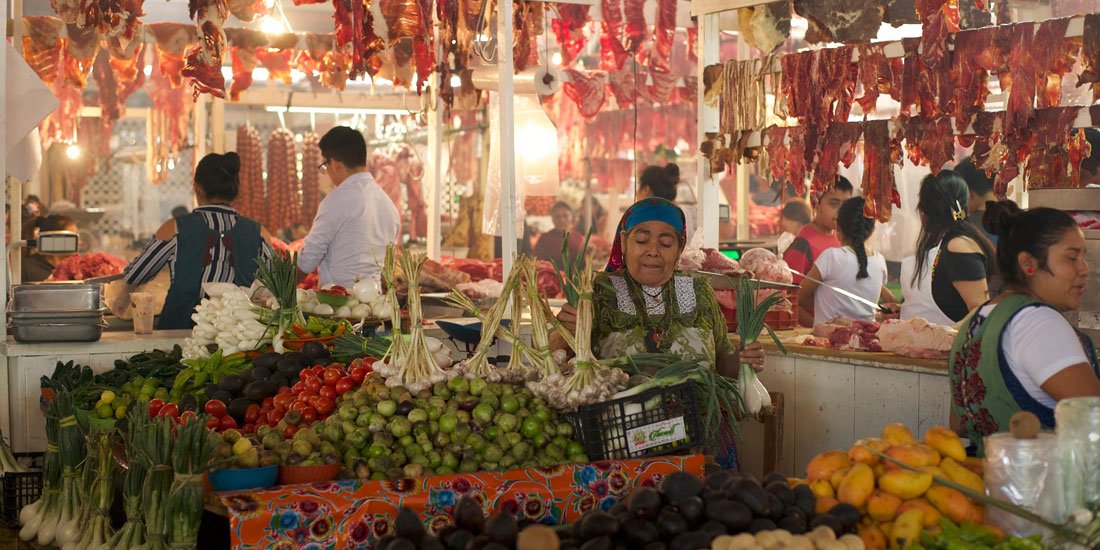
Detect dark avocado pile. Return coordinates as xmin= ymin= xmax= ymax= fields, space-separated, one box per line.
xmin=209 ymin=346 xmax=329 ymax=424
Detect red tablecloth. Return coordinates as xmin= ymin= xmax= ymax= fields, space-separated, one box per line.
xmin=219 ymin=454 xmax=705 ymax=548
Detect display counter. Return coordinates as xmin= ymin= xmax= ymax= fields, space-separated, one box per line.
xmin=1 ymin=329 xmax=191 ymax=452
xmin=734 ymin=330 xmax=949 ymax=479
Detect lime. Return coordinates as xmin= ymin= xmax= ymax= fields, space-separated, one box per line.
xmin=534 ymin=408 xmax=552 ymax=423
xmin=567 ymin=441 xmax=586 ymax=456
xmin=95 ymin=403 xmax=113 ymax=419
xmin=499 ymin=395 xmax=519 ymax=414
xmin=521 ymin=418 xmax=541 ymax=440
xmin=114 ymin=405 xmax=128 ymax=420
xmin=100 ymin=390 xmax=116 ymax=405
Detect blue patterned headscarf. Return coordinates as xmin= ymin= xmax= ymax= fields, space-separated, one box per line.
xmin=605 ymin=198 xmax=687 ymax=272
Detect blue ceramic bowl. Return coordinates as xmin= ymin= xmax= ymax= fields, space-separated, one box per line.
xmin=208 ymin=464 xmax=279 ymax=492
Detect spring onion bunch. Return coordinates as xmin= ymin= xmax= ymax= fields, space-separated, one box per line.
xmin=58 ymin=433 xmax=99 ymax=549
xmin=65 ymin=432 xmax=114 ymax=550
xmin=332 ymin=333 xmax=392 ymax=362
xmin=735 ymin=277 xmax=787 ymax=416
xmin=551 ymin=228 xmax=593 ymax=307
xmin=0 ymin=428 xmax=28 ymax=474
xmin=255 ymin=252 xmax=305 ymax=353
xmin=138 ymin=417 xmax=175 ymax=550
xmin=168 ymin=415 xmax=218 ymax=548
xmin=444 ymin=258 xmax=526 ymax=379
xmin=521 ymin=257 xmax=559 ymax=377
xmin=375 ymin=249 xmax=448 ymax=392
xmin=45 ymin=392 xmax=87 ymax=548
xmin=19 ymin=394 xmax=65 ymax=543
xmin=103 ymin=403 xmax=150 ymax=550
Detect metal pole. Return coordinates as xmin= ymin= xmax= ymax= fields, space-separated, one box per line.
xmin=1 ymin=0 xmax=12 ymax=343
xmin=497 ymin=0 xmax=517 ymax=272
xmin=735 ymin=34 xmax=750 ymax=242
xmin=10 ymin=0 xmax=23 ymax=287
xmin=696 ymin=14 xmax=720 ymax=248
xmin=426 ymin=17 xmax=443 ymax=261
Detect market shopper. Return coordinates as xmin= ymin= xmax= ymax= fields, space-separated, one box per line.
xmin=1079 ymin=128 xmax=1100 ymax=186
xmin=797 ymin=197 xmax=897 ymax=326
xmin=901 ymin=170 xmax=996 ymax=325
xmin=113 ymin=152 xmax=274 ymax=329
xmin=298 ymin=126 xmax=401 ymax=288
xmin=637 ymin=163 xmax=679 ymax=201
xmin=553 ymin=198 xmax=764 ymax=470
xmin=777 ymin=199 xmax=812 ymax=256
xmin=949 ymin=200 xmax=1099 ymax=454
xmin=783 ymin=176 xmax=853 ymax=284
xmin=532 ymin=201 xmax=584 ymax=262
xmin=20 ymin=213 xmax=77 ymax=282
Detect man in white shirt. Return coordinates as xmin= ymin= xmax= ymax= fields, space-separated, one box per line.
xmin=297 ymin=127 xmax=401 ymax=288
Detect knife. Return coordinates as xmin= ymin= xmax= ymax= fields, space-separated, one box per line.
xmin=787 ymin=267 xmax=892 ymax=315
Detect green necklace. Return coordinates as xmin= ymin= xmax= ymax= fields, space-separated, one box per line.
xmin=624 ymin=275 xmax=678 ymax=353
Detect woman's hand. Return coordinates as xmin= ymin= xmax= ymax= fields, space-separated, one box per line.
xmin=877 ymin=302 xmax=901 ymax=321
xmin=738 ymin=341 xmax=765 ymax=373
xmin=556 ymin=303 xmax=578 ymax=333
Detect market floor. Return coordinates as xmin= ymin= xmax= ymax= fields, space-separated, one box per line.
xmin=0 ymin=525 xmax=37 ymax=549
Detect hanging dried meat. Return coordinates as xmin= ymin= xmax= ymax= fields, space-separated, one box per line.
xmin=256 ymin=33 xmax=297 ymax=84
xmin=411 ymin=0 xmax=434 ymax=93
xmin=786 ymin=125 xmax=810 ymax=195
xmin=812 ymin=122 xmax=862 ymax=193
xmin=861 ymin=119 xmax=900 ymax=222
xmin=296 ymin=33 xmax=350 ymax=91
xmin=645 ymin=70 xmax=678 ymax=104
xmin=738 ymin=2 xmax=790 ymax=53
xmin=181 ymin=0 xmax=229 ymax=98
xmin=225 ymin=28 xmax=267 ymax=100
xmin=228 ymin=0 xmax=265 ymax=22
xmin=856 ymin=43 xmax=902 ymax=114
xmin=1024 ymin=107 xmax=1082 ymax=189
xmin=622 ymin=0 xmax=646 ymax=53
xmin=711 ymin=59 xmax=767 ymax=135
xmin=300 ymin=132 xmax=322 ymax=225
xmin=553 ymin=4 xmax=590 ymax=65
xmin=81 ymin=0 xmax=145 ymax=46
xmin=335 ymin=0 xmax=384 ymax=79
xmin=793 ymin=0 xmax=883 ymax=44
xmin=899 ymin=37 xmax=953 ymax=119
xmin=600 ymin=0 xmax=629 ymax=71
xmin=779 ymin=46 xmax=855 ymax=129
xmin=22 ymin=17 xmax=64 ymax=84
xmin=1003 ymin=21 xmax=1041 ymax=138
xmin=435 ymin=0 xmax=458 ymax=109
xmin=149 ymin=22 xmax=198 ymax=89
xmin=146 ymin=43 xmax=195 ymax=182
xmin=41 ymin=76 xmax=84 ymax=146
xmin=93 ymin=37 xmax=145 ymax=141
xmin=915 ymin=0 xmax=958 ymax=70
xmin=513 ymin=1 xmax=542 ymax=71
xmin=607 ymin=66 xmax=640 ymax=107
xmin=950 ymin=25 xmax=993 ymax=132
xmin=902 ymin=116 xmax=955 ymax=174
xmin=1079 ymin=14 xmax=1100 ymax=101
xmin=764 ymin=125 xmax=788 ymax=186
xmin=563 ymin=69 xmax=607 ymax=119
xmin=1033 ymin=18 xmax=1075 ymax=109
xmin=267 ymin=128 xmax=301 ymax=231
xmin=63 ymin=24 xmax=101 ymax=89
xmin=236 ymin=124 xmax=265 ymax=223
xmin=647 ymin=0 xmax=677 ymax=73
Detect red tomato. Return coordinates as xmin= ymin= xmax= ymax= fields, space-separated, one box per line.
xmin=204 ymin=399 xmax=228 ymax=418
xmin=327 ymin=285 xmax=348 ymax=296
xmin=242 ymin=423 xmax=255 ymax=434
xmin=329 ymin=362 xmax=345 ymax=370
xmin=277 ymin=386 xmax=291 ymax=395
xmin=219 ymin=416 xmax=238 ymax=430
xmin=262 ymin=396 xmax=275 ymax=407
xmin=299 ymin=370 xmax=314 ymax=382
xmin=266 ymin=409 xmax=284 ymax=424
xmin=291 ymin=381 xmax=308 ymax=395
xmin=313 ymin=396 xmax=335 ymax=416
xmin=335 ymin=377 xmax=355 ymax=395
xmin=273 ymin=394 xmax=294 ymax=411
xmin=283 ymin=425 xmax=299 ymax=439
xmin=157 ymin=403 xmax=179 ymax=419
xmin=311 ymin=365 xmax=325 ymax=377
xmin=179 ymin=411 xmax=197 ymax=425
xmin=318 ymin=386 xmax=337 ymax=400
xmin=244 ymin=404 xmax=261 ymax=424
xmin=300 ymin=407 xmax=318 ymax=424
xmin=289 ymin=400 xmax=311 ymax=413
xmin=305 ymin=377 xmax=324 ymax=393
xmin=206 ymin=416 xmax=221 ymax=431
xmin=148 ymin=399 xmax=165 ymax=418
xmin=322 ymin=368 xmax=343 ymax=386
xmin=348 ymin=366 xmax=367 ymax=384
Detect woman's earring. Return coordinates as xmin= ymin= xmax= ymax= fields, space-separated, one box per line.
xmin=1026 ymin=268 xmax=1034 ymax=274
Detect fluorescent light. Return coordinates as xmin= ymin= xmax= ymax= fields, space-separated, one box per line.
xmin=260 ymin=15 xmax=285 ymax=34
xmin=65 ymin=144 xmax=81 ymax=159
xmin=264 ymin=106 xmax=408 ymax=115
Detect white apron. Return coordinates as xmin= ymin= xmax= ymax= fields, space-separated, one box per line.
xmin=899 ymin=246 xmax=956 ymax=326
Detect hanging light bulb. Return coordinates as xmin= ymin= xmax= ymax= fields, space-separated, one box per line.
xmin=551 ymin=52 xmax=563 ymax=65
xmin=449 ymin=74 xmax=462 ymax=88
xmin=65 ymin=144 xmax=81 ymax=159
xmin=514 ymin=96 xmax=559 ymax=196
xmin=260 ymin=15 xmax=285 ymax=34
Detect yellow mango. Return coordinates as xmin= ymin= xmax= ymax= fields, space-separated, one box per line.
xmin=877 ymin=470 xmax=933 ymax=500
xmin=816 ymin=496 xmax=840 ymax=515
xmin=883 ymin=445 xmax=932 ymax=471
xmin=963 ymin=457 xmax=985 ymax=477
xmin=808 ymin=451 xmax=852 ymax=482
xmin=882 ymin=423 xmax=917 ymax=447
xmin=858 ymin=524 xmax=888 ymax=550
xmin=915 ymin=444 xmax=942 ymax=466
xmin=849 ymin=437 xmax=891 ymax=466
xmin=866 ymin=489 xmax=903 ymax=522
xmin=897 ymin=498 xmax=942 ymax=529
xmin=811 ymin=479 xmax=836 ymax=500
xmin=874 ymin=463 xmax=887 ymax=479
xmin=923 ymin=426 xmax=967 ymax=463
xmin=789 ymin=477 xmax=808 ymax=487
xmin=890 ymin=509 xmax=925 ymax=549
xmin=879 ymin=522 xmax=893 ymax=539
xmin=926 ymin=485 xmax=983 ymax=525
xmin=940 ymin=457 xmax=985 ymax=494
xmin=838 ymin=463 xmax=876 ymax=508
xmin=918 ymin=466 xmax=947 ymax=478
xmin=832 ymin=466 xmax=853 ymax=490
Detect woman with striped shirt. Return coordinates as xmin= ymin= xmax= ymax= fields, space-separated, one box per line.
xmin=111 ymin=152 xmax=274 ymax=329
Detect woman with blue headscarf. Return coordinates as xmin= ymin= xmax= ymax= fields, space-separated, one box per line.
xmin=555 ymin=198 xmax=764 ymax=469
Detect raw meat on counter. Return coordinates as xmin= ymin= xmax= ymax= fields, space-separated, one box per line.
xmin=49 ymin=252 xmax=127 ymax=281
xmin=456 ymin=279 xmax=504 ymax=300
xmin=678 ymin=247 xmax=747 ymax=277
xmin=877 ymin=317 xmax=957 ymax=359
xmin=807 ymin=317 xmax=882 ymax=352
xmin=442 ymin=257 xmax=563 ymax=298
xmin=738 ymin=248 xmax=793 ymax=284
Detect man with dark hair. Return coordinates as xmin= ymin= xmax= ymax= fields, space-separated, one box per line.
xmin=954 ymin=156 xmax=998 ymax=246
xmin=298 ymin=126 xmax=401 ymax=287
xmin=783 ymin=176 xmax=853 ymax=283
xmin=1081 ymin=128 xmax=1100 ymax=187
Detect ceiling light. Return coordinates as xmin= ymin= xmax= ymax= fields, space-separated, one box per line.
xmin=449 ymin=74 xmax=462 ymax=88
xmin=65 ymin=144 xmax=80 ymax=159
xmin=264 ymin=106 xmax=409 ymax=115
xmin=551 ymin=52 xmax=563 ymax=65
xmin=260 ymin=15 xmax=285 ymax=34
xmin=143 ymin=65 xmax=152 ymax=77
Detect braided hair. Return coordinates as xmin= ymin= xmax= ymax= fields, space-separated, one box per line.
xmin=837 ymin=197 xmax=876 ymax=279
xmin=912 ymin=170 xmax=996 ymax=287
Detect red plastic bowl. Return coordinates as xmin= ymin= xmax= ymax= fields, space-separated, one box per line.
xmin=278 ymin=462 xmax=341 ymax=485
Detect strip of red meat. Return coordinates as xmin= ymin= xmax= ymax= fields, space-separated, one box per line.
xmin=855 ymin=43 xmax=900 ymax=114
xmin=256 ymin=46 xmax=294 ymax=84
xmin=765 ymin=126 xmax=788 ymax=186
xmin=1023 ymin=107 xmax=1081 ymax=189
xmin=1079 ymin=14 xmax=1100 ymax=102
xmin=647 ymin=0 xmax=677 ymax=74
xmin=1004 ymin=22 xmax=1039 ymax=139
xmin=811 ymin=122 xmax=862 ymax=193
xmin=600 ymin=0 xmax=629 ymax=71
xmin=607 ymin=67 xmax=640 ymax=107
xmin=951 ymin=25 xmax=993 ymax=132
xmin=623 ymin=0 xmax=646 ymax=53
xmin=915 ymin=0 xmax=958 ymax=69
xmin=1033 ymin=17 xmax=1074 ymax=109
xmin=786 ymin=125 xmax=809 ymax=196
xmin=22 ymin=17 xmax=64 ymax=84
xmin=563 ymin=69 xmax=608 ymax=118
xmin=552 ymin=4 xmax=589 ymax=65
xmin=861 ymin=119 xmax=901 ymax=222
xmin=63 ymin=24 xmax=100 ymax=89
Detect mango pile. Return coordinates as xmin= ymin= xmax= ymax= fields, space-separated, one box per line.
xmin=791 ymin=424 xmax=995 ymax=549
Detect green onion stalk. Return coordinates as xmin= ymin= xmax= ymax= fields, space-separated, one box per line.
xmin=444 ymin=258 xmax=527 ymax=379
xmin=70 ymin=432 xmax=115 ymax=549
xmin=18 ymin=393 xmax=65 ymax=543
xmin=373 ymin=247 xmax=448 ymax=392
xmin=168 ymin=415 xmax=218 ymax=548
xmin=521 ymin=257 xmax=559 ymax=377
xmin=51 ymin=392 xmax=88 ymax=548
xmin=61 ymin=432 xmax=101 ymax=547
xmin=104 ymin=403 xmax=151 ymax=550
xmin=138 ymin=417 xmax=175 ymax=550
xmin=379 ymin=245 xmax=406 ymax=364
xmin=332 ymin=333 xmax=392 ymax=362
xmin=255 ymin=252 xmax=305 ymax=353
xmin=734 ymin=277 xmax=787 ymax=416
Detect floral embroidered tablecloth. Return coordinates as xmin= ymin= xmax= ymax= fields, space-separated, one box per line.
xmin=218 ymin=454 xmax=704 ymax=548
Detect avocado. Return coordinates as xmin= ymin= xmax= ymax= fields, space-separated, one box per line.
xmin=703 ymin=471 xmax=733 ymax=492
xmin=394 ymin=508 xmax=425 ymax=542
xmin=251 ymin=352 xmax=281 ymax=370
xmin=608 ymin=501 xmax=629 ymax=518
xmin=249 ymin=366 xmax=272 ymax=382
xmin=669 ymin=531 xmax=711 ymax=550
xmin=655 ymin=509 xmax=690 ymax=540
xmin=627 ymin=487 xmax=662 ymax=520
xmin=792 ymin=484 xmax=816 ymax=517
xmin=204 ymin=382 xmax=220 ymax=396
xmin=578 ymin=511 xmax=617 ymax=540
xmin=827 ymin=502 xmax=861 ymax=530
xmin=484 ymin=513 xmax=518 ymax=545
xmin=728 ymin=478 xmax=769 ymax=516
xmin=283 ymin=351 xmax=312 ymax=366
xmin=777 ymin=514 xmax=807 ymax=534
xmin=579 ymin=537 xmax=612 ymax=550
xmin=746 ymin=518 xmax=776 ymax=534
xmin=209 ymin=390 xmax=234 ymax=404
xmin=218 ymin=374 xmax=246 ymax=395
xmin=227 ymin=397 xmax=251 ymax=422
xmin=243 ymin=381 xmax=268 ymax=402
xmin=662 ymin=472 xmax=704 ymax=504
xmin=765 ymin=493 xmax=785 ymax=520
xmin=443 ymin=529 xmax=474 ymax=550
xmin=703 ymin=500 xmax=750 ymax=531
xmin=766 ymin=481 xmax=797 ymax=507
xmin=453 ymin=496 xmax=485 ymax=532
xmin=674 ymin=496 xmax=704 ymax=525
xmin=620 ymin=517 xmax=659 ymax=545
xmin=300 ymin=341 xmax=330 ymax=360
xmin=762 ymin=472 xmax=787 ymax=486
xmin=698 ymin=521 xmax=727 ymax=541
xmin=809 ymin=513 xmax=844 ymax=535
xmin=178 ymin=394 xmax=197 ymax=413
xmin=271 ymin=373 xmax=290 ymax=390
xmin=276 ymin=358 xmax=303 ymax=378
xmin=419 ymin=535 xmax=444 ymax=550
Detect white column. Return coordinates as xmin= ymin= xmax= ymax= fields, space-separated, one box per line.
xmin=696 ymin=14 xmax=720 ymax=248
xmin=1 ymin=0 xmax=10 ymax=341
xmin=735 ymin=35 xmax=750 ymax=242
xmin=426 ymin=22 xmax=444 ymax=261
xmin=497 ymin=0 xmax=517 ymax=272
xmin=9 ymin=0 xmax=23 ymax=289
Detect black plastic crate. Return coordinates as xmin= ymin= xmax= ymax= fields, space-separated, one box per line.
xmin=570 ymin=381 xmax=703 ymax=461
xmin=1 ymin=452 xmax=45 ymax=528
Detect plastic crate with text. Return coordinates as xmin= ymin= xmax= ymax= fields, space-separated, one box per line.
xmin=715 ymin=288 xmax=798 ymax=333
xmin=569 ymin=381 xmax=703 ymax=461
xmin=1 ymin=452 xmax=44 ymax=527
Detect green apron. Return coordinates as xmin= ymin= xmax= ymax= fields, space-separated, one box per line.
xmin=948 ymin=294 xmax=1100 ymax=456
xmin=157 ymin=211 xmax=264 ymax=330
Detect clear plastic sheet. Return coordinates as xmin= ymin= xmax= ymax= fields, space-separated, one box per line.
xmin=983 ymin=432 xmax=1062 ymax=536
xmin=1056 ymin=397 xmax=1100 ymax=520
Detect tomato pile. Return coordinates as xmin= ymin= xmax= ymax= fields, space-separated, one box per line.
xmin=246 ymin=358 xmax=374 ymax=437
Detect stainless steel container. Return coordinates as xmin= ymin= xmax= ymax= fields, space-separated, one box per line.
xmin=9 ymin=310 xmax=107 ymax=322
xmin=10 ymin=322 xmax=105 ymax=342
xmin=10 ymin=283 xmax=103 ymax=313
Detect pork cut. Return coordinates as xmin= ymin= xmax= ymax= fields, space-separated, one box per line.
xmin=878 ymin=317 xmax=957 ymax=359
xmin=739 ymin=248 xmax=793 ymax=285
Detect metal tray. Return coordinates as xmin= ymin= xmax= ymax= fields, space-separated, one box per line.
xmin=10 ymin=283 xmax=103 ymax=313
xmin=10 ymin=310 xmax=106 ymax=322
xmin=10 ymin=322 xmax=105 ymax=343
xmin=696 ymin=272 xmax=800 ymax=291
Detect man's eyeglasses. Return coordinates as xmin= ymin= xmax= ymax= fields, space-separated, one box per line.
xmin=318 ymin=160 xmax=330 ymax=172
